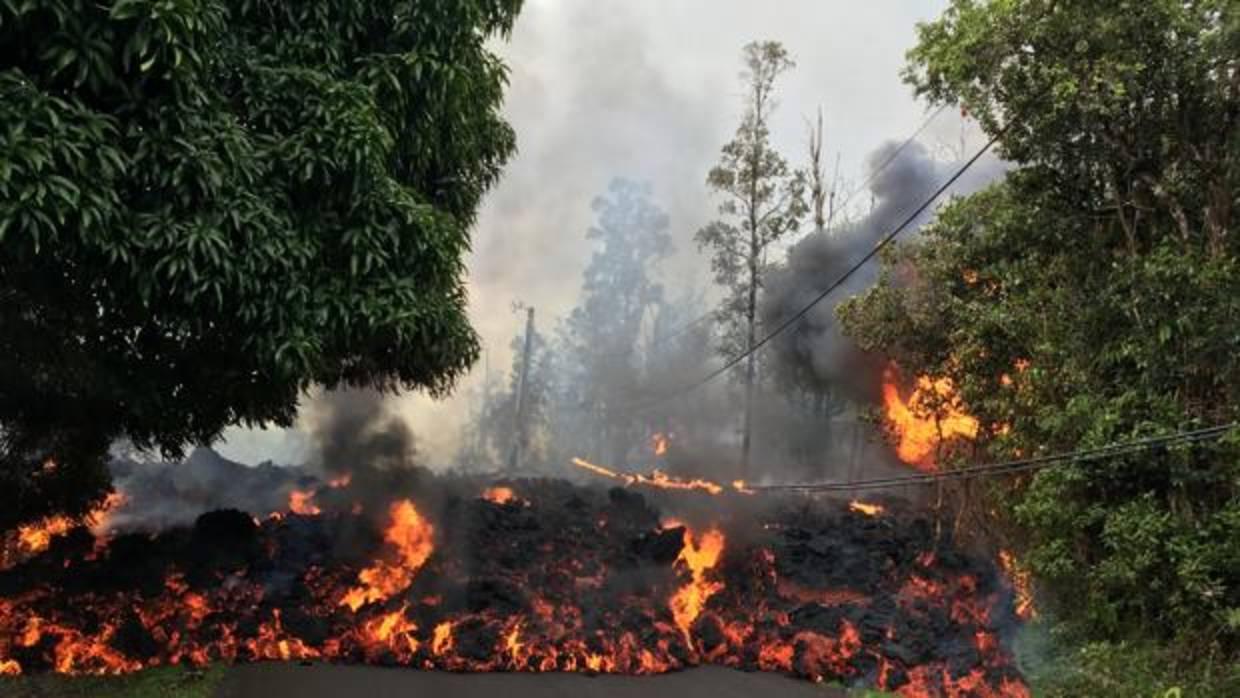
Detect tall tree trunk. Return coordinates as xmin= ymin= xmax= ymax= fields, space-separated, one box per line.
xmin=742 ymin=218 xmax=758 ymax=479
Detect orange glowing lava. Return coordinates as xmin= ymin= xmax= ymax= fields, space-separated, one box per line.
xmin=340 ymin=500 xmax=435 ymax=612
xmin=849 ymin=500 xmax=884 ymax=517
xmin=881 ymin=365 xmax=978 ymax=470
xmin=669 ymin=527 xmax=725 ymax=644
xmin=481 ymin=486 xmax=516 ymax=505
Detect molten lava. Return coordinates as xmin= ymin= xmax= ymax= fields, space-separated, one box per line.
xmin=339 ymin=499 xmax=435 ymax=612
xmin=882 ymin=365 xmax=979 ymax=470
xmin=0 ymin=477 xmax=1031 ymax=695
xmin=669 ymin=527 xmax=725 ymax=644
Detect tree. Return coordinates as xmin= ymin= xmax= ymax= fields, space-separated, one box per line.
xmin=557 ymin=178 xmax=672 ymax=464
xmin=0 ymin=0 xmax=523 ymax=529
xmin=839 ymin=0 xmax=1239 ymax=669
xmin=695 ymin=40 xmax=807 ymax=476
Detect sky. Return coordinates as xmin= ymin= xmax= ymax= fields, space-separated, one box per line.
xmin=216 ymin=0 xmax=973 ymax=467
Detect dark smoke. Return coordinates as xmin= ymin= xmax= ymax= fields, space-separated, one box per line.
xmin=763 ymin=141 xmax=1006 ymax=403
xmin=306 ymin=388 xmax=435 ymax=516
xmin=309 ymin=389 xmax=419 ymax=477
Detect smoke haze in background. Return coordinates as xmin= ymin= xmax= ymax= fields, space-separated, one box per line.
xmin=217 ymin=0 xmax=999 ymax=471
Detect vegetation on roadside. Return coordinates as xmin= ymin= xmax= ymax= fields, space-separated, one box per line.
xmin=0 ymin=665 xmax=224 ymax=698
xmin=838 ymin=0 xmax=1239 ymax=692
xmin=0 ymin=0 xmax=524 ymax=529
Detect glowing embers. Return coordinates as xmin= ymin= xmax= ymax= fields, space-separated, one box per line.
xmin=668 ymin=526 xmax=726 ymax=645
xmin=881 ymin=364 xmax=979 ymax=470
xmin=339 ymin=499 xmax=435 ymax=612
xmin=481 ymin=486 xmax=518 ymax=505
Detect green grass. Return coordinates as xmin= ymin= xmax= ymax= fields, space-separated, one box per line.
xmin=1016 ymin=621 xmax=1240 ymax=698
xmin=0 ymin=665 xmax=225 ymax=698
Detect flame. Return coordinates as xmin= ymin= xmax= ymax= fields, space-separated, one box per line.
xmin=0 ymin=658 xmax=19 ymax=675
xmin=340 ymin=500 xmax=435 ymax=612
xmin=431 ymin=621 xmax=455 ymax=656
xmin=669 ymin=527 xmax=725 ymax=645
xmin=881 ymin=365 xmax=978 ymax=470
xmin=571 ymin=457 xmax=759 ymax=496
xmin=998 ymin=550 xmax=1036 ymax=620
xmin=16 ymin=515 xmax=74 ymax=555
xmin=288 ymin=489 xmax=321 ymax=516
xmin=482 ymin=486 xmax=516 ymax=505
xmin=849 ymin=500 xmax=884 ymax=517
xmin=652 ymin=432 xmax=670 ymax=456
xmin=328 ymin=473 xmax=352 ymax=488
xmin=359 ymin=605 xmax=419 ymax=657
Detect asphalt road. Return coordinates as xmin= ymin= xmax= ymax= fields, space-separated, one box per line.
xmin=215 ymin=664 xmax=846 ymax=698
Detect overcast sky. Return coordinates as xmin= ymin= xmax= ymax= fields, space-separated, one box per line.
xmin=218 ymin=0 xmax=973 ymax=466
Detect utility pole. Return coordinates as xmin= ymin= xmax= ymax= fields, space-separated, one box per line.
xmin=507 ymin=307 xmax=535 ymax=472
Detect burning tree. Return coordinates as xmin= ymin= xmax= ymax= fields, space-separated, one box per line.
xmin=0 ymin=0 xmax=524 ymax=528
xmin=839 ymin=0 xmax=1240 ymax=681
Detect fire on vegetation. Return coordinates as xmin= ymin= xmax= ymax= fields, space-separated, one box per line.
xmin=881 ymin=365 xmax=979 ymax=471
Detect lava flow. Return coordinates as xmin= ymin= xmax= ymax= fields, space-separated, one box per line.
xmin=0 ymin=473 xmax=1031 ymax=696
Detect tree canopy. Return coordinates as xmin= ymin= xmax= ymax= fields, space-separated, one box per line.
xmin=0 ymin=0 xmax=523 ymax=528
xmin=840 ymin=0 xmax=1239 ymax=663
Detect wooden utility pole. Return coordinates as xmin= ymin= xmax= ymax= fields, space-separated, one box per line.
xmin=507 ymin=307 xmax=535 ymax=472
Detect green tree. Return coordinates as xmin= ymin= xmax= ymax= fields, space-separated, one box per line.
xmin=557 ymin=178 xmax=672 ymax=465
xmin=839 ymin=0 xmax=1239 ymax=668
xmin=0 ymin=0 xmax=523 ymax=529
xmin=696 ymin=40 xmax=807 ymax=476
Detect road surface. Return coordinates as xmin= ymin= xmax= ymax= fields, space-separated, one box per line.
xmin=215 ymin=664 xmax=846 ymax=698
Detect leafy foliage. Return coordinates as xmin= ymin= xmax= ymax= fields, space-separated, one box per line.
xmin=839 ymin=0 xmax=1239 ymax=663
xmin=695 ymin=40 xmax=807 ymax=368
xmin=0 ymin=0 xmax=522 ymax=528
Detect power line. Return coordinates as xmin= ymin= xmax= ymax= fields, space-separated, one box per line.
xmin=566 ymin=423 xmax=1237 ymax=494
xmin=828 ymin=104 xmax=949 ymax=225
xmin=621 ymin=125 xmax=1005 ymax=413
xmin=592 ymin=105 xmax=951 ymax=367
xmin=750 ymin=423 xmax=1237 ymax=493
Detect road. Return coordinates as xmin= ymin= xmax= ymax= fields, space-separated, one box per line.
xmin=215 ymin=664 xmax=847 ymax=698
